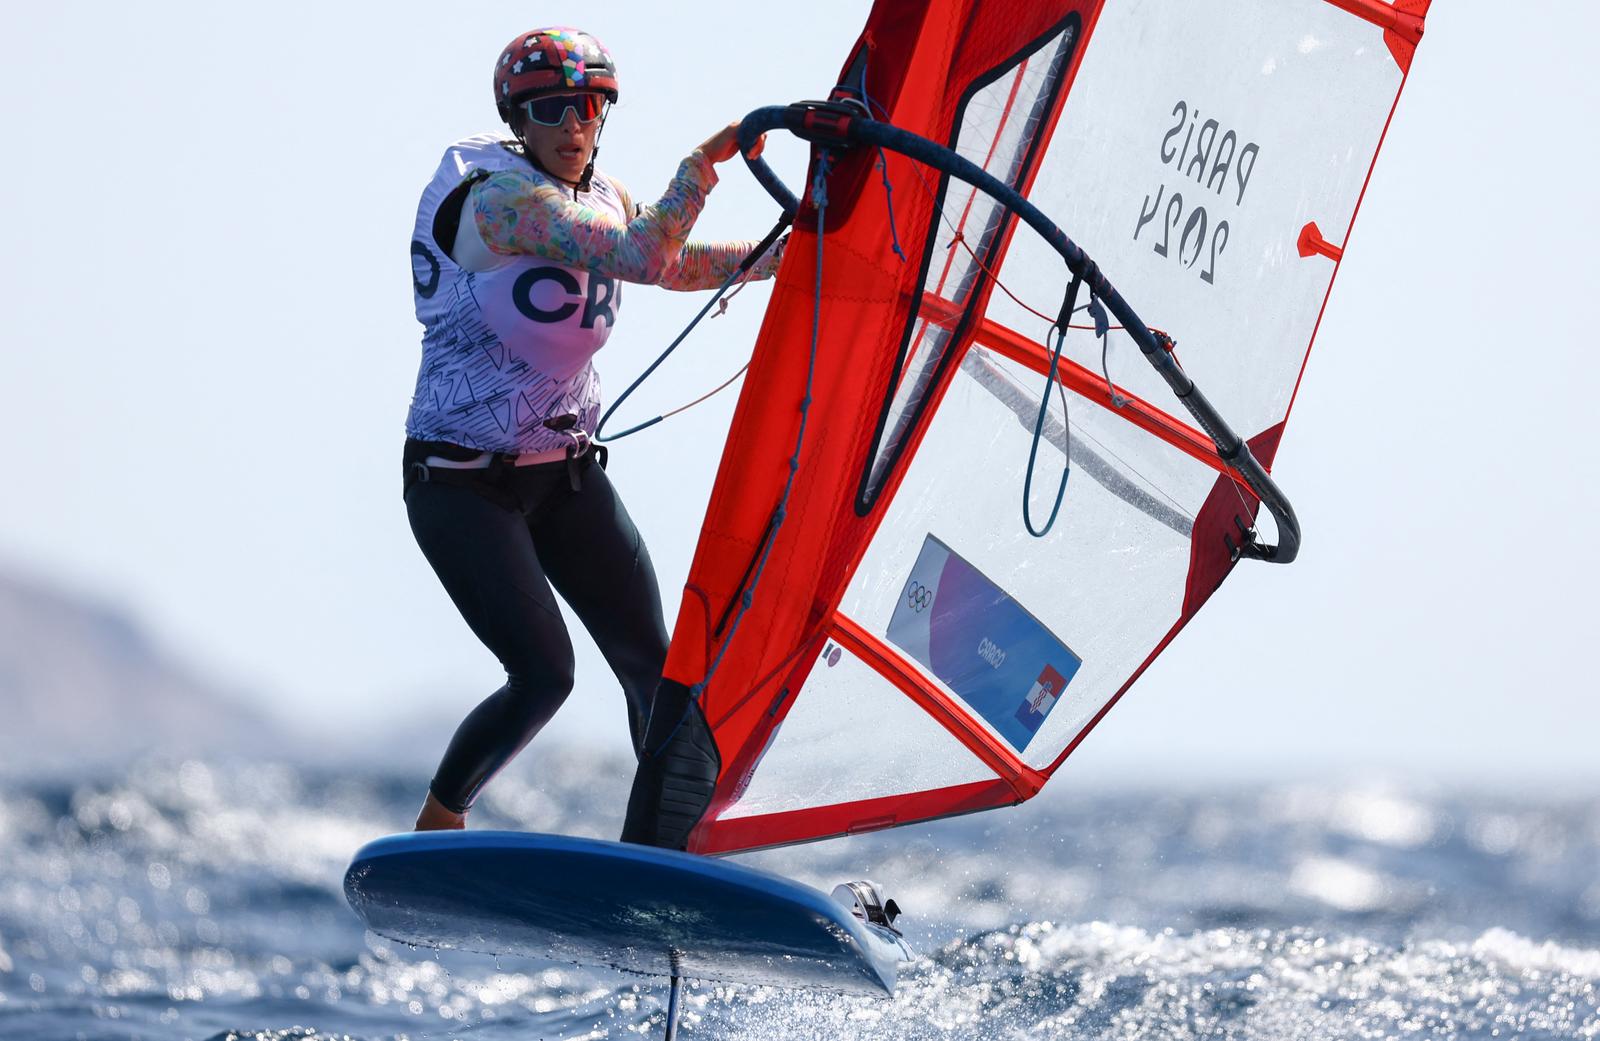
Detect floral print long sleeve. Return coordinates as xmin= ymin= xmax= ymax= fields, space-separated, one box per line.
xmin=471 ymin=149 xmax=783 ymax=290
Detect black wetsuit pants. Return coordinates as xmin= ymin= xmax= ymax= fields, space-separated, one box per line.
xmin=403 ymin=446 xmax=669 ymax=814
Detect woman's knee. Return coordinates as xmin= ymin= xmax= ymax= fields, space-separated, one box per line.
xmin=502 ymin=639 xmax=576 ymax=701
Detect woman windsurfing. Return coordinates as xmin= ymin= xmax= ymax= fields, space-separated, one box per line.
xmin=402 ymin=26 xmax=781 ymax=831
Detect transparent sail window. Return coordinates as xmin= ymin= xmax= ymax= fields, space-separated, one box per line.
xmin=860 ymin=16 xmax=1081 ymax=505
xmin=716 ymin=636 xmax=1001 ymax=821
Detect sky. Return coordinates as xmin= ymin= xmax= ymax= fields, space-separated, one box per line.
xmin=1 ymin=1 xmax=1595 ymax=785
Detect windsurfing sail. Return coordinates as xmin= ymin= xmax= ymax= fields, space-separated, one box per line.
xmin=625 ymin=0 xmax=1429 ymax=855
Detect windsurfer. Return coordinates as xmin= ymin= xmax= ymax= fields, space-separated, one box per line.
xmin=402 ymin=26 xmax=781 ymax=831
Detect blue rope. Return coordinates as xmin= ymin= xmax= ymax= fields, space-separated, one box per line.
xmin=1023 ymin=274 xmax=1089 ymax=538
xmin=876 ymin=148 xmax=906 ymax=263
xmin=1022 ymin=321 xmax=1073 ymax=538
xmin=852 ymin=41 xmax=892 ymax=122
xmin=848 ymin=50 xmax=904 ymax=262
xmin=645 ymin=152 xmax=832 ymax=755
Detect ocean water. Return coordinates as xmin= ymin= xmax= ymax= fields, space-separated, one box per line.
xmin=2 ymin=750 xmax=1597 ymax=1040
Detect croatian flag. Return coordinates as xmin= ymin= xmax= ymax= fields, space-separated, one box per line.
xmin=1015 ymin=664 xmax=1067 ymax=735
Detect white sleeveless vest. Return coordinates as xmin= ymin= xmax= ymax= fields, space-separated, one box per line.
xmin=405 ymin=133 xmax=626 ymax=453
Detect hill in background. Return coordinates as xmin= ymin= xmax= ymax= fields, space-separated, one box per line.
xmin=0 ymin=567 xmax=292 ymax=774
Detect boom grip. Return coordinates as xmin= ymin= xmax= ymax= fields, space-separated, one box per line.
xmin=736 ymin=103 xmax=1301 ymax=565
xmin=739 ymin=109 xmax=802 ymax=215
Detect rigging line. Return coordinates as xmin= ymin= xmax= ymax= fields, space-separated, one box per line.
xmin=850 ymin=36 xmax=891 ymax=120
xmin=837 ymin=57 xmax=906 ymax=264
xmin=877 ymin=148 xmax=907 ymax=262
xmin=645 ymin=152 xmax=833 ymax=757
xmin=1224 ymin=462 xmax=1263 ymax=538
xmin=1051 ymin=353 xmax=1074 ymax=522
xmin=837 ymin=51 xmax=921 ymax=269
xmin=712 ymin=260 xmax=760 ymax=316
xmin=1023 ymin=274 xmax=1080 ymax=537
xmin=1091 ymin=293 xmax=1129 ymax=409
xmin=658 ymin=363 xmax=749 ymax=422
xmin=650 ymin=265 xmax=763 ymax=424
xmin=1067 ymin=320 xmax=1194 ymax=524
xmin=596 ymin=216 xmax=790 ymax=443
xmin=944 ymin=214 xmax=1125 ymax=333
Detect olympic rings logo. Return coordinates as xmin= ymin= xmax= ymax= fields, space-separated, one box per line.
xmin=905 ymin=582 xmax=933 ymax=613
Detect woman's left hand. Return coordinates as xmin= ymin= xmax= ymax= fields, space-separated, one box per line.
xmin=700 ymin=121 xmax=765 ymax=164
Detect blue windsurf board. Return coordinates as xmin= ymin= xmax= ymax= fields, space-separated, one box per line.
xmin=343 ymin=831 xmax=912 ymax=996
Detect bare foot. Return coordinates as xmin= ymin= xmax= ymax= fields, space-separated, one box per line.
xmin=414 ymin=791 xmax=467 ymax=831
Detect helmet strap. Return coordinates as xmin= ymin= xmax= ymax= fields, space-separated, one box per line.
xmin=574 ymin=112 xmax=608 ymax=198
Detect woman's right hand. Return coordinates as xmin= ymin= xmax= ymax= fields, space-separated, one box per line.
xmin=700 ymin=121 xmax=765 ymax=164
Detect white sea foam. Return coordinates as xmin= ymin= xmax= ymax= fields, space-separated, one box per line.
xmin=1473 ymin=927 xmax=1600 ymax=980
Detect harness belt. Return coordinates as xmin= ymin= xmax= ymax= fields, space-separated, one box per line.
xmin=403 ymin=434 xmax=609 ymax=508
